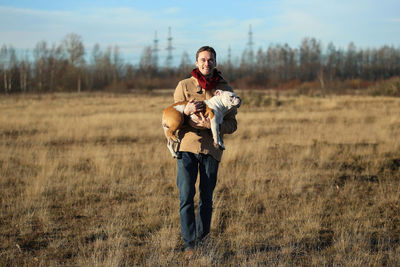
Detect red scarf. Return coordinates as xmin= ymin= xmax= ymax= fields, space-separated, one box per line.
xmin=191 ymin=68 xmax=222 ymax=91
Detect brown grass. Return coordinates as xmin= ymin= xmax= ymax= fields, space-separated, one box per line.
xmin=1 ymin=91 xmax=400 ymax=266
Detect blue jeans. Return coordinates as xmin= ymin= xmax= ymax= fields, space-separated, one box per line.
xmin=177 ymin=152 xmax=219 ymax=249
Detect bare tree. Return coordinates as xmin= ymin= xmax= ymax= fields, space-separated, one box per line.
xmin=19 ymin=50 xmax=30 ymax=92
xmin=7 ymin=46 xmax=17 ymax=92
xmin=253 ymin=47 xmax=268 ymax=86
xmin=62 ymin=33 xmax=85 ymax=92
xmin=344 ymin=42 xmax=357 ymax=80
xmin=178 ymin=51 xmax=191 ymax=76
xmin=266 ymin=44 xmax=280 ymax=85
xmin=112 ymin=45 xmax=123 ymax=84
xmin=299 ymin=37 xmax=322 ymax=81
xmin=325 ymin=42 xmax=338 ymax=82
xmin=89 ymin=43 xmax=103 ymax=90
xmin=33 ymin=41 xmax=48 ymax=92
xmin=48 ymin=43 xmax=65 ymax=91
xmin=139 ymin=46 xmax=153 ymax=75
xmin=2 ymin=33 xmax=400 ymax=93
xmin=0 ymin=45 xmax=8 ymax=93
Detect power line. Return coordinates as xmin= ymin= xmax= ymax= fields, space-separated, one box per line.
xmin=153 ymin=31 xmax=159 ymax=52
xmin=247 ymin=24 xmax=254 ymax=51
xmin=227 ymin=45 xmax=232 ymax=65
xmin=152 ymin=31 xmax=159 ymax=67
xmin=247 ymin=24 xmax=255 ymax=66
xmin=166 ymin=26 xmax=174 ymax=68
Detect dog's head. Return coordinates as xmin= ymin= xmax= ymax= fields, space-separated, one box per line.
xmin=215 ymin=89 xmax=241 ymax=109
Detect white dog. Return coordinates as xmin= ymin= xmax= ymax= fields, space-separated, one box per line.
xmin=162 ymin=89 xmax=241 ymax=158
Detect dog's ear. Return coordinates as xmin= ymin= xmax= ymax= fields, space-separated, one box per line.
xmin=214 ymin=89 xmax=222 ymax=96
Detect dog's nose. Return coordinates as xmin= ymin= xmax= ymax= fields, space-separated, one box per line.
xmin=236 ymin=97 xmax=242 ymax=108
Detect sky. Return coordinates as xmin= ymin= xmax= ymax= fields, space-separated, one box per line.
xmin=1 ymin=0 xmax=400 ymax=66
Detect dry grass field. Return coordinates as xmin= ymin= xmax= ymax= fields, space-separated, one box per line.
xmin=1 ymin=91 xmax=400 ymax=266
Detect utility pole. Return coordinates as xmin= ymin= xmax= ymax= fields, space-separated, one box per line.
xmin=248 ymin=24 xmax=254 ymax=49
xmin=227 ymin=45 xmax=233 ymax=81
xmin=247 ymin=24 xmax=254 ymax=67
xmin=227 ymin=45 xmax=232 ymax=66
xmin=152 ymin=30 xmax=159 ymax=69
xmin=166 ymin=27 xmax=174 ymax=68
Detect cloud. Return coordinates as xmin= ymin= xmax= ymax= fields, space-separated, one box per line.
xmin=163 ymin=7 xmax=180 ymax=14
xmin=0 ymin=5 xmax=187 ymax=60
xmin=251 ymin=0 xmax=400 ymax=48
xmin=1 ymin=0 xmax=399 ymax=65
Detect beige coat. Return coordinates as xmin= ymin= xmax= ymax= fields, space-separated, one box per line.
xmin=173 ymin=76 xmax=238 ymax=161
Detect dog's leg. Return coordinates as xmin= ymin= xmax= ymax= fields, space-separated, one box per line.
xmin=167 ymin=138 xmax=178 ymax=158
xmin=162 ymin=110 xmax=183 ymax=143
xmin=163 ymin=124 xmax=179 ymax=158
xmin=210 ymin=117 xmax=225 ymax=150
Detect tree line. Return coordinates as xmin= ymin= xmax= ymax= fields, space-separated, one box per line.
xmin=1 ymin=33 xmax=400 ymax=93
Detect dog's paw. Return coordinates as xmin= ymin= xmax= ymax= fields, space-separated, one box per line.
xmin=216 ymin=141 xmax=225 ymax=150
xmin=214 ymin=141 xmax=225 ymax=150
xmin=170 ymin=151 xmax=178 ymax=158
